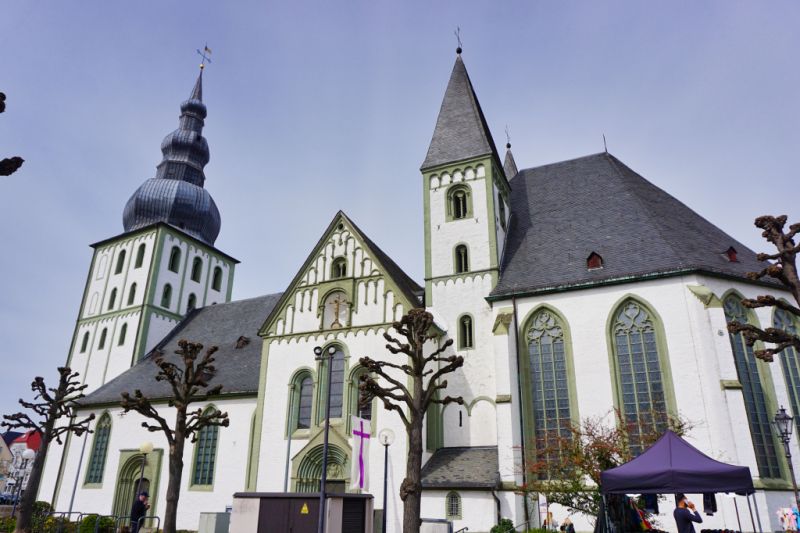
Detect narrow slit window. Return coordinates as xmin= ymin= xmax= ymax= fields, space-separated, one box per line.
xmin=118 ymin=323 xmax=127 ymax=346
xmin=161 ymin=284 xmax=172 ymax=308
xmin=98 ymin=328 xmax=107 ymax=350
xmin=212 ymin=267 xmax=223 ymax=292
xmin=134 ymin=244 xmax=146 ymax=269
xmin=127 ymin=283 xmax=137 ymax=306
xmin=108 ymin=288 xmax=117 ymax=310
xmin=187 ymin=293 xmax=197 ymax=312
xmin=115 ymin=250 xmax=126 ymax=275
xmin=459 ymin=315 xmax=474 ymax=349
xmin=80 ymin=332 xmax=90 ymax=353
xmin=455 ymin=245 xmax=469 ymax=274
xmin=168 ymin=246 xmax=181 ymax=273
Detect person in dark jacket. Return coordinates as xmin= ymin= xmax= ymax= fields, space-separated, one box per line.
xmin=130 ymin=491 xmax=150 ymax=533
xmin=674 ymin=493 xmax=702 ymax=533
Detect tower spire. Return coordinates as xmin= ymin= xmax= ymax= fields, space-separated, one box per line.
xmin=122 ymin=69 xmax=221 ymax=245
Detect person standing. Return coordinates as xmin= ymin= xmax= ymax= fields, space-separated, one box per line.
xmin=130 ymin=491 xmax=150 ymax=533
xmin=674 ymin=493 xmax=703 ymax=533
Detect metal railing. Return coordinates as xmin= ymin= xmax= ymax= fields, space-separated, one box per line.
xmin=454 ymin=528 xmax=469 ymax=533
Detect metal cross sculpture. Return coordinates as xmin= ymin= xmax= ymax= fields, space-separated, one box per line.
xmin=454 ymin=27 xmax=463 ymax=51
xmin=196 ymin=44 xmax=213 ymax=69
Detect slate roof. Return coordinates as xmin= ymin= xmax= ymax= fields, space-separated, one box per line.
xmin=80 ymin=293 xmax=282 ymax=406
xmin=503 ymin=145 xmax=518 ymax=181
xmin=491 ymin=152 xmax=772 ymax=299
xmin=421 ymin=54 xmax=504 ymax=179
xmin=421 ymin=446 xmax=500 ymax=489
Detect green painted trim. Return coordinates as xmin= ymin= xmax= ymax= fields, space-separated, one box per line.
xmin=495 ymin=394 xmax=512 ymax=404
xmin=247 ymin=340 xmax=271 ymax=490
xmin=492 ymin=312 xmax=513 ymax=335
xmin=262 ymin=322 xmax=399 ymax=344
xmin=485 ymin=162 xmax=500 ymax=271
xmin=174 ymin=240 xmax=191 ymax=315
xmin=99 ymin=318 xmax=119 ymax=385
xmin=285 ymin=367 xmax=316 ymax=437
xmin=423 ymin=154 xmax=509 ymax=194
xmin=111 ymin=448 xmax=163 ymax=519
xmin=188 ymin=405 xmax=221 ymax=491
xmin=687 ymin=285 xmax=723 ymax=308
xmin=244 ymin=409 xmax=257 ymax=490
xmin=517 ymin=304 xmax=581 ymax=457
xmin=486 ymin=268 xmax=789 ymax=302
xmin=83 ymin=411 xmax=112 ymax=487
xmin=456 ymin=313 xmax=475 ymax=350
xmin=720 ymin=379 xmax=743 ymax=390
xmin=423 ymin=170 xmax=433 ymax=304
xmin=754 ymin=478 xmax=794 ymax=490
xmin=134 ymin=228 xmax=166 ymax=365
xmin=465 ymin=396 xmax=495 ymax=416
xmin=452 ymin=242 xmax=470 ymax=275
xmin=604 ymin=294 xmax=678 ymax=419
xmin=75 ymin=248 xmax=100 ymax=326
xmin=443 ymin=184 xmax=474 ymax=222
xmin=78 ymin=390 xmax=257 ymax=410
xmin=76 ymin=307 xmax=142 ymax=325
xmin=427 ymin=269 xmax=498 ymax=285
xmin=722 ymin=289 xmax=790 ymax=481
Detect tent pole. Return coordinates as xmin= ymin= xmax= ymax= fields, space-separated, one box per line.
xmin=602 ymin=494 xmax=611 ymax=533
xmin=751 ymin=493 xmax=763 ymax=533
xmin=746 ymin=494 xmax=756 ymax=533
xmin=733 ymin=497 xmax=742 ymax=533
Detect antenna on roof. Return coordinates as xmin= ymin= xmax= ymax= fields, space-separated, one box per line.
xmin=602 ymin=133 xmax=608 ymax=154
xmin=454 ymin=27 xmax=463 ymax=55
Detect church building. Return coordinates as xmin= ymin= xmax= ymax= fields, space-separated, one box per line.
xmin=37 ymin=48 xmax=799 ymax=532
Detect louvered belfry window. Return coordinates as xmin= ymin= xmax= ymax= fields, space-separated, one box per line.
xmin=724 ymin=296 xmax=781 ymax=478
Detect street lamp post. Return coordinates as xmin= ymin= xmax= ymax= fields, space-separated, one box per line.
xmin=135 ymin=441 xmax=154 ymax=496
xmin=773 ymin=406 xmax=800 ymax=509
xmin=11 ymin=449 xmax=36 ymax=519
xmin=378 ymin=428 xmax=395 ymax=533
xmin=315 ymin=345 xmax=337 ymax=533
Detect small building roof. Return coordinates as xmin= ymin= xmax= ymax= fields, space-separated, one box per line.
xmin=11 ymin=430 xmax=41 ymax=451
xmin=421 ymin=446 xmax=500 ymax=489
xmin=1 ymin=432 xmax=22 ymax=447
xmin=80 ymin=293 xmax=282 ymax=406
xmin=492 ymin=152 xmax=775 ymax=299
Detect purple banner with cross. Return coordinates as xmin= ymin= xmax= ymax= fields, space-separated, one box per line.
xmin=350 ymin=416 xmax=371 ymax=491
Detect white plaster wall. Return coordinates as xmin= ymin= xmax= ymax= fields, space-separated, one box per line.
xmin=143 ymin=313 xmax=180 ymax=355
xmin=52 ymin=398 xmax=255 ymax=531
xmin=420 ymin=490 xmax=498 ymax=532
xmin=428 ymin=165 xmax=491 ymax=278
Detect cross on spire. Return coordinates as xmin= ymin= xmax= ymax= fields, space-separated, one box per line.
xmin=454 ymin=27 xmax=462 ymax=54
xmin=505 ymin=125 xmax=511 ymax=149
xmin=196 ymin=44 xmax=213 ymax=70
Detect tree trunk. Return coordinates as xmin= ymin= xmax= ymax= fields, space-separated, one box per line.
xmin=163 ymin=412 xmax=187 ymax=533
xmin=401 ymin=409 xmax=424 ymax=533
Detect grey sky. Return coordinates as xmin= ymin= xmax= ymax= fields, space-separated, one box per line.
xmin=1 ymin=1 xmax=798 ymax=412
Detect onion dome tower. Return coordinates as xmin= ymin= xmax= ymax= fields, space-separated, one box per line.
xmin=122 ymin=71 xmax=221 ymax=245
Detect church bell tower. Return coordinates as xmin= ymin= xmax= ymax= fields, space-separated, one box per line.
xmin=66 ymin=68 xmax=238 ymax=393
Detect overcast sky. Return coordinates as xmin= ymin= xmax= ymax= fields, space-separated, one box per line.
xmin=1 ymin=1 xmax=798 ymax=413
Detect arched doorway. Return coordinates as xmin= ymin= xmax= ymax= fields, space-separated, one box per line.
xmin=112 ymin=450 xmax=162 ymax=521
xmin=294 ymin=443 xmax=349 ymax=493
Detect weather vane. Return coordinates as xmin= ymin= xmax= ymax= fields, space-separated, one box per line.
xmin=505 ymin=125 xmax=511 ymax=148
xmin=454 ymin=27 xmax=462 ymax=54
xmin=196 ymin=44 xmax=213 ymax=70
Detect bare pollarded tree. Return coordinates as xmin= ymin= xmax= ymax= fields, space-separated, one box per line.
xmin=359 ymin=308 xmax=464 ymax=533
xmin=1 ymin=367 xmax=94 ymax=533
xmin=728 ymin=215 xmax=800 ymax=362
xmin=120 ymin=340 xmax=229 ymax=533
xmin=0 ymin=92 xmax=24 ymax=176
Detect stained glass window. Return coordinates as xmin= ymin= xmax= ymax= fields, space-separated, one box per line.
xmin=297 ymin=376 xmax=313 ymax=429
xmin=85 ymin=414 xmax=111 ymax=484
xmin=612 ymin=300 xmax=668 ymax=455
xmin=776 ymin=308 xmax=800 ymax=436
xmin=724 ymin=296 xmax=781 ymax=478
xmin=527 ymin=309 xmax=572 ymax=472
xmin=193 ymin=410 xmax=219 ymax=486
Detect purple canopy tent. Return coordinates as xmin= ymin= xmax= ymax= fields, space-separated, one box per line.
xmin=598 ymin=431 xmax=759 ymax=533
xmin=601 ymin=430 xmax=754 ymax=495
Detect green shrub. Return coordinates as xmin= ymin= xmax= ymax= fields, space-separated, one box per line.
xmin=78 ymin=514 xmax=116 ymax=533
xmin=0 ymin=516 xmax=16 ymax=531
xmin=491 ymin=518 xmax=516 ymax=533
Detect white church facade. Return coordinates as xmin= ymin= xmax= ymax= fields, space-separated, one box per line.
xmin=36 ymin=50 xmax=800 ymax=533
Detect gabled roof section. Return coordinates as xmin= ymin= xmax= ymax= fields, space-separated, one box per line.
xmin=491 ymin=152 xmax=774 ymax=299
xmin=259 ymin=211 xmax=423 ymax=336
xmin=80 ymin=293 xmax=282 ymax=406
xmin=421 ymin=446 xmax=500 ymax=489
xmin=421 ymin=54 xmax=504 ymax=179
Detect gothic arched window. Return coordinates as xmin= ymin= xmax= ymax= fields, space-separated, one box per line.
xmin=192 ymin=407 xmax=220 ymax=486
xmin=318 ymin=347 xmax=346 ymax=420
xmin=134 ymin=243 xmax=146 ymax=269
xmin=526 ymin=309 xmax=573 ymax=471
xmin=293 ymin=374 xmax=314 ymax=430
xmin=191 ymin=257 xmax=203 ymax=282
xmin=725 ymin=295 xmax=781 ymax=478
xmin=115 ymin=250 xmax=126 ymax=275
xmin=458 ymin=315 xmax=473 ymax=349
xmin=454 ymin=245 xmax=469 ymax=274
xmin=168 ymin=246 xmax=181 ymax=273
xmin=776 ymin=308 xmax=800 ymax=436
xmin=118 ymin=323 xmax=127 ymax=346
xmin=331 ymin=257 xmax=347 ymax=279
xmin=212 ymin=267 xmax=223 ymax=292
xmin=161 ymin=284 xmax=172 ymax=308
xmin=447 ymin=185 xmax=472 ymax=220
xmin=611 ymin=299 xmax=669 ymax=455
xmin=80 ymin=332 xmax=90 ymax=353
xmin=127 ymin=283 xmax=137 ymax=306
xmin=322 ymin=291 xmax=349 ymax=329
xmin=85 ymin=414 xmax=111 ymax=484
xmin=445 ymin=491 xmax=462 ymax=520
